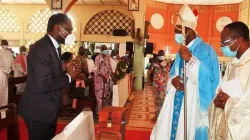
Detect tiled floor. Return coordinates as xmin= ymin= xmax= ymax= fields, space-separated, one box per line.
xmin=126 ymin=84 xmax=156 ymax=130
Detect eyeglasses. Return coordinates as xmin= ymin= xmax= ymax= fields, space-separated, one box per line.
xmin=220 ymin=38 xmax=238 ymax=46
xmin=59 ymin=26 xmax=72 ymax=35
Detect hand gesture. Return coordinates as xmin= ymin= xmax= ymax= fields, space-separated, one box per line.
xmin=171 ymin=76 xmax=184 ymax=91
xmin=179 ymin=46 xmax=192 ymax=61
xmin=213 ymin=89 xmax=230 ymax=109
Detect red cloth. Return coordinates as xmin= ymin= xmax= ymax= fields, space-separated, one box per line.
xmin=14 ymin=54 xmax=27 ymax=73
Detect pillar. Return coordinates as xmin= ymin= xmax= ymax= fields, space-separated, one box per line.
xmin=131 ymin=0 xmax=146 ymax=90
xmin=133 ymin=43 xmax=144 ymax=90
xmin=19 ymin=21 xmax=25 ymax=46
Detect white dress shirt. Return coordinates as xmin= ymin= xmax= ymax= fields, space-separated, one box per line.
xmin=48 ymin=34 xmax=71 ymax=83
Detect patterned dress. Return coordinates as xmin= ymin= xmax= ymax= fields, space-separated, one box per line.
xmin=94 ymin=54 xmax=113 ymax=113
xmin=152 ymin=60 xmax=170 ymax=117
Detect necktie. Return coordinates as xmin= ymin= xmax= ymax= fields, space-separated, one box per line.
xmin=57 ymin=46 xmax=62 ymax=60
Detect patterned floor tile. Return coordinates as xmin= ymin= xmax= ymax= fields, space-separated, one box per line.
xmin=126 ymin=85 xmax=156 ymax=129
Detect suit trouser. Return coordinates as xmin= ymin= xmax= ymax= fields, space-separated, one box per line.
xmin=23 ymin=117 xmax=57 ymax=140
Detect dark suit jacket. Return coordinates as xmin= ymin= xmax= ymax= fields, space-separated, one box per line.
xmin=19 ymin=34 xmax=70 ymax=123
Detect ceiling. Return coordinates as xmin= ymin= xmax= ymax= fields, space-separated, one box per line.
xmin=0 ymin=0 xmax=127 ymax=5
xmin=153 ymin=0 xmax=245 ymax=5
xmin=76 ymin=0 xmax=127 ymax=5
xmin=0 ymin=0 xmax=244 ymax=5
xmin=0 ymin=0 xmax=46 ymax=4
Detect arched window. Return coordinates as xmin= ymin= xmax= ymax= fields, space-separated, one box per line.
xmin=0 ymin=8 xmax=20 ymax=32
xmin=27 ymin=8 xmax=76 ymax=33
xmin=84 ymin=10 xmax=133 ymax=36
xmin=27 ymin=8 xmax=51 ymax=33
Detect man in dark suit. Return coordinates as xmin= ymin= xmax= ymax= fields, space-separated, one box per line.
xmin=19 ymin=13 xmax=78 ymax=140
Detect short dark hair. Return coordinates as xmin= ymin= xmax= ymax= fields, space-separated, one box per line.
xmin=19 ymin=46 xmax=26 ymax=52
xmin=101 ymin=45 xmax=107 ymax=51
xmin=78 ymin=46 xmax=84 ymax=51
xmin=224 ymin=21 xmax=249 ymax=41
xmin=61 ymin=52 xmax=73 ymax=62
xmin=47 ymin=13 xmax=71 ymax=32
xmin=158 ymin=50 xmax=165 ymax=55
xmin=1 ymin=39 xmax=8 ymax=46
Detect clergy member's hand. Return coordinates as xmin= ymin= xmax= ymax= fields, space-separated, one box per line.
xmin=213 ymin=89 xmax=230 ymax=109
xmin=179 ymin=46 xmax=192 ymax=62
xmin=172 ymin=76 xmax=184 ymax=91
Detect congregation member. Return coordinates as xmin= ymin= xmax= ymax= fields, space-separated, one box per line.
xmin=92 ymin=52 xmax=100 ymax=62
xmin=71 ymin=47 xmax=89 ymax=109
xmin=61 ymin=52 xmax=73 ymax=114
xmin=125 ymin=50 xmax=133 ymax=73
xmin=209 ymin=22 xmax=250 ymax=140
xmin=151 ymin=4 xmax=220 ymax=140
xmin=0 ymin=39 xmax=14 ymax=106
xmin=148 ymin=50 xmax=170 ymax=121
xmin=74 ymin=46 xmax=89 ymax=79
xmin=85 ymin=50 xmax=96 ymax=78
xmin=94 ymin=45 xmax=113 ymax=114
xmin=110 ymin=50 xmax=119 ymax=73
xmin=114 ymin=56 xmax=127 ymax=80
xmin=19 ymin=13 xmax=80 ymax=140
xmin=14 ymin=46 xmax=27 ymax=94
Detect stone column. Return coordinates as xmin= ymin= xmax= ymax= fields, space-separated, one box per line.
xmin=133 ymin=43 xmax=144 ymax=90
xmin=131 ymin=0 xmax=146 ymax=90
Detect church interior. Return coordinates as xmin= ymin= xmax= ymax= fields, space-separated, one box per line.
xmin=0 ymin=0 xmax=250 ymax=140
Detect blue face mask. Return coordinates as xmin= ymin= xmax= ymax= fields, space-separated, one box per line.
xmin=175 ymin=34 xmax=183 ymax=45
xmin=221 ymin=40 xmax=239 ymax=57
xmin=102 ymin=50 xmax=109 ymax=55
xmin=221 ymin=46 xmax=239 ymax=57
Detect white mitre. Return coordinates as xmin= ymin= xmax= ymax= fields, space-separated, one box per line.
xmin=176 ymin=4 xmax=198 ymax=31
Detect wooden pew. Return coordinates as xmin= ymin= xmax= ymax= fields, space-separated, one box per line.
xmin=71 ymin=78 xmax=96 ymax=114
xmin=8 ymin=76 xmax=27 ymax=107
xmin=0 ymin=103 xmax=20 ymax=140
